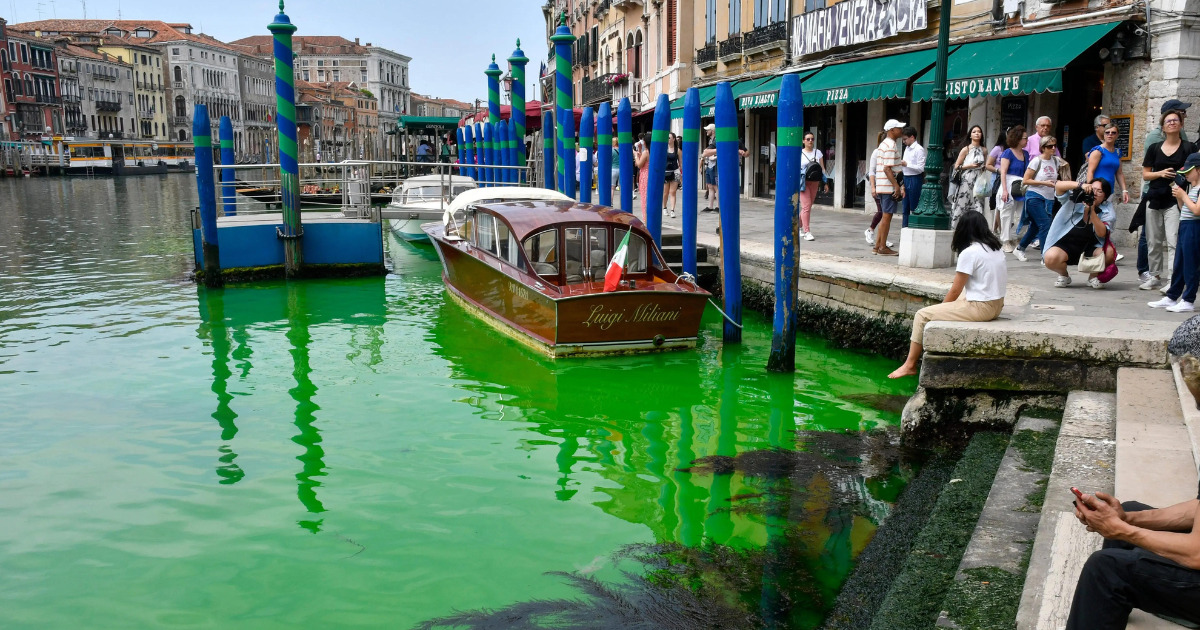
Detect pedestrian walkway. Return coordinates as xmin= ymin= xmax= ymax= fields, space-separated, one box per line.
xmin=661 ymin=198 xmax=1189 ymax=324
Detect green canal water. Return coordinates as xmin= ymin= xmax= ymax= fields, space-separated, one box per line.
xmin=0 ymin=175 xmax=919 ymax=629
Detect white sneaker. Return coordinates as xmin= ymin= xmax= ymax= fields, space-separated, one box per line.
xmin=803 ymin=231 xmax=815 ymax=241
xmin=668 ymin=209 xmax=676 ymax=219
xmin=1139 ymin=276 xmax=1162 ymax=290
xmin=1031 ymin=239 xmax=1041 ymax=249
xmin=1149 ymin=297 xmax=1178 ymax=309
xmin=1162 ymin=284 xmax=1171 ymax=295
xmin=1055 ymin=275 xmax=1072 ymax=288
xmin=865 ymin=228 xmax=875 ymax=245
xmin=1013 ymin=249 xmax=1027 ymax=262
xmin=1139 ymin=271 xmax=1154 ymax=283
xmin=1116 ymin=253 xmax=1125 ymax=262
xmin=1088 ymin=277 xmax=1104 ymax=289
xmin=1167 ymin=301 xmax=1196 ymax=313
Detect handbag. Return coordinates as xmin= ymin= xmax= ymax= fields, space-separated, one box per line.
xmin=973 ymin=172 xmax=990 ymax=197
xmin=950 ymin=168 xmax=963 ymax=186
xmin=1009 ymin=178 xmax=1027 ymax=199
xmin=1078 ymin=251 xmax=1106 ymax=273
xmin=1057 ymin=157 xmax=1072 ymax=182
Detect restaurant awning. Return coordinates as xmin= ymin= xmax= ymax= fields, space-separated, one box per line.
xmin=669 ymin=84 xmax=718 ymax=119
xmin=799 ymin=48 xmax=942 ymax=107
xmin=737 ymin=68 xmax=823 ymax=109
xmin=397 ymin=116 xmax=460 ymax=134
xmin=910 ymin=21 xmax=1122 ymax=101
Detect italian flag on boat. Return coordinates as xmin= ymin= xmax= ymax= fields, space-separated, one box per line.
xmin=603 ymin=230 xmax=631 ymax=292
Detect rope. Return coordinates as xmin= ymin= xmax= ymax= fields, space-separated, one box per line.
xmin=708 ymin=298 xmax=744 ymax=330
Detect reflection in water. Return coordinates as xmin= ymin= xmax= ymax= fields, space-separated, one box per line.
xmin=197 ymin=287 xmax=244 ymax=485
xmin=286 ymin=283 xmax=327 ymax=533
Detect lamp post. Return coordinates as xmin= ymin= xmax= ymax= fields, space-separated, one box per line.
xmin=901 ymin=0 xmax=954 ymax=267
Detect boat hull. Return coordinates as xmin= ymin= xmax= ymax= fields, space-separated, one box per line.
xmin=429 ymin=236 xmax=708 ymax=358
xmin=387 ymin=218 xmax=431 ymax=242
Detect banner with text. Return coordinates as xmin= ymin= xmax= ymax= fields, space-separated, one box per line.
xmin=790 ymin=0 xmax=928 ymax=59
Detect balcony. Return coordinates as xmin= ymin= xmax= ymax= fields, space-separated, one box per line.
xmin=35 ymin=94 xmax=62 ymax=104
xmin=19 ymin=121 xmax=45 ymax=133
xmin=96 ymin=100 xmax=123 ymax=112
xmin=744 ymin=20 xmax=788 ymax=56
xmin=611 ymin=0 xmax=642 ymax=6
xmin=718 ymin=35 xmax=743 ymax=63
xmin=297 ymin=105 xmax=315 ymax=124
xmin=67 ymin=123 xmax=88 ymax=134
xmin=139 ymin=109 xmax=155 ymax=120
xmin=173 ymin=81 xmax=184 ymax=89
xmin=612 ymin=77 xmax=642 ymax=108
xmin=696 ymin=43 xmax=717 ymax=70
xmin=582 ymin=74 xmax=614 ymax=106
xmin=62 ymin=93 xmax=81 ymax=103
xmin=93 ymin=72 xmax=116 ymax=82
xmin=168 ymin=115 xmax=190 ymax=127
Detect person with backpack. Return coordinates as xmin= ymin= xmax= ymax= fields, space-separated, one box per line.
xmin=799 ymin=131 xmax=830 ymax=241
xmin=1015 ymin=135 xmax=1066 ymax=262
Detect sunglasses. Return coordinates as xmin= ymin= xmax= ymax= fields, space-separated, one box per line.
xmin=1104 ymin=130 xmax=1119 ymax=135
xmin=1045 ymin=144 xmax=1057 ymax=149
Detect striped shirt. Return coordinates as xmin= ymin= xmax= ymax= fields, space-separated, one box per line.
xmin=875 ymin=137 xmax=901 ymax=195
xmin=1185 ymin=187 xmax=1200 ymax=221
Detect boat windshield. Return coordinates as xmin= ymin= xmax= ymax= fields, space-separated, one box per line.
xmin=523 ymin=229 xmax=559 ymax=278
xmin=401 ymin=184 xmax=474 ymax=204
xmin=614 ymin=228 xmax=649 ymax=273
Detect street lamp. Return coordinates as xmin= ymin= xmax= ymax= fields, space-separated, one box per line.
xmin=901 ymin=0 xmax=954 ymax=267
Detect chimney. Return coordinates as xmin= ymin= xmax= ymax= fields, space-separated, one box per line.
xmin=354 ymin=37 xmax=360 ymax=45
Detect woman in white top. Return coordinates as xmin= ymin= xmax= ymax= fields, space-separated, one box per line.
xmin=1015 ymin=135 xmax=1064 ymax=262
xmin=799 ymin=132 xmax=831 ymax=241
xmin=889 ymin=211 xmax=1007 ymax=378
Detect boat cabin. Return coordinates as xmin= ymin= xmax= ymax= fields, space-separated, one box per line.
xmin=460 ymin=200 xmax=667 ymax=290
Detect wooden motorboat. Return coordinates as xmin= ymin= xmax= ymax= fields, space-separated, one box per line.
xmin=385 ymin=175 xmax=477 ymax=241
xmin=423 ymin=191 xmax=712 ymax=357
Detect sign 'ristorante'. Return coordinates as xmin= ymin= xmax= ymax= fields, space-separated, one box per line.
xmin=790 ymin=0 xmax=928 ymax=59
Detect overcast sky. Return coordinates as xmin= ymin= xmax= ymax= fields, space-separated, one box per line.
xmin=3 ymin=0 xmax=551 ymax=103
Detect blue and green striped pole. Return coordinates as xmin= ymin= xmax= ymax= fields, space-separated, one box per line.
xmin=579 ymin=107 xmax=594 ymax=203
xmin=497 ymin=120 xmax=510 ymax=185
xmin=485 ymin=55 xmax=502 ymax=126
xmin=597 ymin=102 xmax=612 ymax=206
xmin=542 ymin=110 xmax=555 ymax=190
xmin=550 ymin=12 xmax=576 ymax=199
xmin=715 ymin=82 xmax=741 ymax=342
xmin=474 ymin=122 xmax=484 ymax=184
xmin=508 ymin=119 xmax=520 ymax=184
xmin=617 ymin=98 xmax=633 ymax=213
xmin=483 ymin=122 xmax=494 ymax=187
xmin=504 ymin=119 xmax=516 ymax=184
xmin=218 ymin=115 xmax=236 ymax=216
xmin=645 ymin=93 xmax=671 ymax=247
xmin=193 ymin=104 xmax=221 ymax=286
xmin=268 ymin=1 xmax=302 ymax=276
xmin=508 ymin=40 xmax=529 ymax=184
xmin=455 ymin=127 xmax=465 ymax=169
xmin=681 ymin=87 xmax=700 ymax=275
xmin=767 ymin=74 xmax=804 ymax=371
xmin=463 ymin=124 xmax=476 ymax=181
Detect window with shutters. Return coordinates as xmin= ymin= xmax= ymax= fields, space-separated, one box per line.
xmin=706 ymin=0 xmax=717 ymax=43
xmin=667 ymin=0 xmax=677 ymax=65
xmin=729 ymin=0 xmax=742 ymax=34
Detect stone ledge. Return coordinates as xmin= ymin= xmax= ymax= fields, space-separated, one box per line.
xmin=923 ymin=316 xmax=1176 ymax=367
xmin=920 ymin=356 xmax=1118 ymax=393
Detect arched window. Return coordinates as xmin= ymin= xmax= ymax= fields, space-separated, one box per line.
xmin=179 ymin=129 xmax=188 ymax=141
xmin=175 ymin=95 xmax=186 ymax=117
xmin=174 ymin=66 xmax=182 ymax=82
xmin=626 ymin=33 xmax=634 ymax=78
xmin=633 ymin=31 xmax=643 ymax=79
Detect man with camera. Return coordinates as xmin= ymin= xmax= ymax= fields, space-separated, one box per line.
xmin=1042 ymin=178 xmax=1117 ymax=289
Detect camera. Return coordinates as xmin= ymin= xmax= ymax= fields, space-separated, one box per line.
xmin=1071 ymin=186 xmax=1096 ymax=206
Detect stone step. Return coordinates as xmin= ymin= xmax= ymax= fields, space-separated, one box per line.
xmin=1116 ymin=367 xmax=1198 ymax=630
xmin=659 ymin=243 xmax=709 ymax=264
xmin=1016 ymin=391 xmax=1116 ymax=630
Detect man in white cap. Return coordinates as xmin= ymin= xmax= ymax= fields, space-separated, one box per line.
xmin=872 ymin=119 xmax=906 ymax=255
xmin=701 ymin=123 xmax=718 ymax=212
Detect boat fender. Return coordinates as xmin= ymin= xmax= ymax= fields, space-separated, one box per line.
xmin=653 ymin=334 xmax=665 ymax=347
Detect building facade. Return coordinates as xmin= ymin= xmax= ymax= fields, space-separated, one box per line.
xmin=0 ymin=18 xmax=9 ymax=139
xmin=57 ymin=42 xmax=135 ymax=140
xmin=365 ymin=44 xmax=412 ymax=158
xmin=237 ymin=53 xmax=276 ymax=162
xmin=3 ymin=30 xmax=63 ymax=140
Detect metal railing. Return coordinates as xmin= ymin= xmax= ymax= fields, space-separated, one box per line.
xmin=613 ymin=78 xmax=643 ymax=108
xmin=62 ymin=93 xmax=82 ymax=103
xmin=93 ymin=72 xmax=117 ymax=82
xmin=204 ymin=159 xmax=535 ymax=218
xmin=138 ymin=109 xmax=155 ymax=120
xmin=35 ymin=94 xmax=62 ymax=104
xmin=696 ymin=43 xmax=717 ymax=67
xmin=96 ymin=100 xmax=123 ymax=112
xmin=745 ymin=20 xmax=787 ymax=53
xmin=582 ymin=74 xmax=614 ymax=105
xmin=718 ymin=34 xmax=743 ymax=61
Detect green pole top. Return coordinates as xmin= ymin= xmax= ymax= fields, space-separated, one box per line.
xmin=560 ymin=10 xmax=566 ymax=26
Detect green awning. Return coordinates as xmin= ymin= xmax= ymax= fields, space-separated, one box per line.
xmin=799 ymin=48 xmax=942 ymax=107
xmin=670 ymin=84 xmax=718 ymax=119
xmin=397 ymin=115 xmax=460 ymax=134
xmin=738 ymin=68 xmax=822 ymax=109
xmin=911 ymin=22 xmax=1122 ymax=101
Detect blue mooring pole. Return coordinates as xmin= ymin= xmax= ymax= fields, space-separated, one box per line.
xmin=474 ymin=122 xmax=485 ymax=185
xmin=617 ymin=98 xmax=633 ymax=213
xmin=579 ymin=107 xmax=594 ymax=203
xmin=645 ymin=93 xmax=671 ymax=248
xmin=551 ymin=12 xmax=576 ymax=199
xmin=508 ymin=40 xmax=529 ymax=184
xmin=455 ymin=127 xmax=465 ymax=170
xmin=269 ymin=1 xmax=302 ymax=277
xmin=597 ymin=102 xmax=612 ymax=206
xmin=681 ymin=87 xmax=700 ymax=276
xmin=482 ymin=123 xmax=494 ymax=188
xmin=767 ymin=74 xmax=804 ymax=372
xmin=506 ymin=119 xmax=518 ymax=184
xmin=715 ymin=82 xmax=742 ymax=342
xmin=463 ymin=125 xmax=476 ymax=181
xmin=193 ymin=104 xmax=221 ymax=287
xmin=499 ymin=120 xmax=511 ymax=185
xmin=542 ymin=110 xmax=555 ymax=190
xmin=218 ymin=116 xmax=236 ymax=216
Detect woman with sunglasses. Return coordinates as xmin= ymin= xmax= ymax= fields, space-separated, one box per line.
xmin=1087 ymin=122 xmax=1130 ymax=204
xmin=1015 ymin=135 xmax=1063 ymax=262
xmin=1141 ymin=110 xmax=1198 ymax=289
xmin=799 ymin=132 xmax=831 ymax=241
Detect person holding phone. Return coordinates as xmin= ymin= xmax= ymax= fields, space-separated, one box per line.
xmin=872 ymin=120 xmax=906 ymax=256
xmin=1043 ymin=178 xmax=1117 ymax=289
xmin=1141 ymin=110 xmax=1198 ymax=290
xmin=1148 ymin=153 xmax=1200 ymax=312
xmin=635 ymin=132 xmax=650 ymax=221
xmin=1066 ymin=481 xmax=1200 ymax=629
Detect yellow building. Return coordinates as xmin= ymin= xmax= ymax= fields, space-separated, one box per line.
xmin=96 ymin=36 xmax=167 ymax=141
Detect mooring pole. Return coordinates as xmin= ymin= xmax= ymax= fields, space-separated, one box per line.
xmin=579 ymin=107 xmax=594 ymax=203
xmin=506 ymin=119 xmax=518 ymax=184
xmin=218 ymin=116 xmax=236 ymax=216
xmin=767 ymin=74 xmax=804 ymax=372
xmin=485 ymin=122 xmax=497 ymax=187
xmin=508 ymin=40 xmax=528 ymax=184
xmin=463 ymin=124 xmax=476 ymax=181
xmin=597 ymin=102 xmax=613 ymax=206
xmin=269 ymin=1 xmax=302 ymax=277
xmin=681 ymin=87 xmax=700 ymax=276
xmin=193 ymin=104 xmax=222 ymax=287
xmin=617 ymin=98 xmax=633 ymax=213
xmin=474 ymin=122 xmax=484 ymax=185
xmin=551 ymin=11 xmax=576 ymax=199
xmin=485 ymin=54 xmax=502 ymax=126
xmin=455 ymin=127 xmax=465 ymax=170
xmin=542 ymin=110 xmax=555 ymax=190
xmin=499 ymin=120 xmax=512 ymax=185
xmin=645 ymin=93 xmax=670 ymax=248
xmin=715 ymin=82 xmax=742 ymax=342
